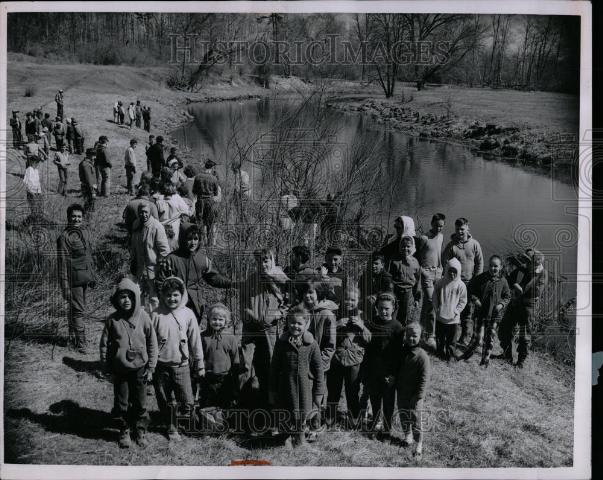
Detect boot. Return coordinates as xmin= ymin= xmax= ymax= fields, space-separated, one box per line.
xmin=118 ymin=429 xmax=132 ymax=449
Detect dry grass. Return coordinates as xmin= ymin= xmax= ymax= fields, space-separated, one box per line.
xmin=4 ymin=60 xmax=575 ymax=467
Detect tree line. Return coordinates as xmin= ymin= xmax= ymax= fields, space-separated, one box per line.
xmin=7 ymin=12 xmax=579 ymax=94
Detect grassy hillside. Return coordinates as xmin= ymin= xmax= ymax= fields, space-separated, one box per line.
xmin=4 ymin=60 xmax=575 ymax=467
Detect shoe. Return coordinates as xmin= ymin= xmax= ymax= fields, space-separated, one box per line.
xmin=134 ymin=429 xmax=148 ymax=447
xmin=515 ymin=360 xmax=525 ymax=369
xmin=480 ymin=357 xmax=490 ymax=368
xmin=306 ymin=431 xmax=318 ymax=443
xmin=376 ymin=431 xmax=391 ymax=444
xmin=413 ymin=443 xmax=423 ymax=460
xmin=284 ymin=436 xmax=293 ymax=449
xmin=167 ymin=430 xmax=181 ymax=442
xmin=425 ymin=337 xmax=437 ymax=351
xmin=401 ymin=432 xmax=414 ymax=447
xmin=118 ymin=430 xmax=132 ymax=449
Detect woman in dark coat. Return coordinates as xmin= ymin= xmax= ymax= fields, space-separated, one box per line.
xmin=270 ymin=306 xmax=325 ymax=447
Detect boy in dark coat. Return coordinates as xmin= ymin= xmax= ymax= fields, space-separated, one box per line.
xmin=462 ymin=255 xmax=511 ymax=366
xmin=283 ymin=245 xmax=316 ymax=304
xmin=147 ymin=135 xmax=165 ymax=177
xmin=200 ymin=303 xmax=240 ymax=411
xmin=365 ymin=292 xmax=404 ymax=439
xmin=386 ymin=322 xmax=430 ymax=458
xmin=358 ymin=252 xmax=393 ymax=318
xmin=99 ymin=277 xmax=158 ymax=448
xmin=270 ymin=306 xmax=324 ymax=447
xmin=10 ymin=111 xmax=23 ymax=149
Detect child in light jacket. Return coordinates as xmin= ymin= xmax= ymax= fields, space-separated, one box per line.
xmin=433 ymin=258 xmax=467 ymax=361
xmin=152 ymin=276 xmax=204 ymax=441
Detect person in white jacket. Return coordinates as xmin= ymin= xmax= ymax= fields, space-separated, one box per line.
xmin=128 ymin=103 xmax=136 ymax=129
xmin=433 ymin=258 xmax=467 ymax=361
xmin=124 ymin=139 xmax=138 ymax=195
xmin=23 ymin=156 xmax=43 ymax=219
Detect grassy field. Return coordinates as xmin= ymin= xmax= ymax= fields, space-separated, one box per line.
xmin=4 ymin=60 xmax=576 ymax=467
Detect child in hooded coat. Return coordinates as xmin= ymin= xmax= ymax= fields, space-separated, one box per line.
xmin=433 ymin=258 xmax=467 ymax=361
xmin=152 ymin=276 xmax=205 ymax=441
xmin=99 ymin=276 xmax=158 ymax=448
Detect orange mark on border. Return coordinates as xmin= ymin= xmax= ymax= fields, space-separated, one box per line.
xmin=230 ymin=459 xmax=272 ymax=466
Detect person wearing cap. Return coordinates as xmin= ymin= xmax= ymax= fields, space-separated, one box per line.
xmin=146 ymin=135 xmax=165 ymax=177
xmin=192 ymin=160 xmax=221 ymax=247
xmin=53 ymin=143 xmax=71 ymax=196
xmin=498 ymin=249 xmax=548 ymax=368
xmin=95 ymin=136 xmax=112 ymax=197
xmin=55 ymin=89 xmax=64 ymax=118
xmin=53 ymin=116 xmax=66 ymax=151
xmin=72 ymin=119 xmax=85 ymax=155
xmin=79 ymin=148 xmax=97 ymax=214
xmin=10 ymin=111 xmax=23 ymax=149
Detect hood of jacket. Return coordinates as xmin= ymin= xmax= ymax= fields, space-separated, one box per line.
xmin=443 ymin=258 xmax=463 ymax=285
xmin=110 ymin=276 xmax=142 ymax=319
xmin=157 ymin=275 xmax=189 ymax=312
xmin=278 ymin=330 xmax=315 ymax=345
xmin=450 ymin=232 xmax=474 ymax=244
xmin=396 ymin=215 xmax=416 ymax=237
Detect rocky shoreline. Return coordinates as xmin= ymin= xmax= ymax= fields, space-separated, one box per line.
xmin=326 ymin=98 xmax=577 ymax=172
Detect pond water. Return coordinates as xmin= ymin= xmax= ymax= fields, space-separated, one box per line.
xmin=171 ymin=96 xmax=578 ymax=303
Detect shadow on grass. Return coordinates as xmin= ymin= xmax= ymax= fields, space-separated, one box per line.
xmin=7 ymin=400 xmax=115 ymax=442
xmin=62 ymin=356 xmax=106 ymax=378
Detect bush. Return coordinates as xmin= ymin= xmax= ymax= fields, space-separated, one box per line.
xmin=24 ymin=85 xmax=36 ymax=97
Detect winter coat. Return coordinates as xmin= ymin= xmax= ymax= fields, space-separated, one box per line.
xmin=146 ymin=143 xmax=165 ymax=174
xmin=386 ymin=253 xmax=422 ymax=302
xmin=442 ymin=233 xmax=484 ymax=282
xmin=79 ymin=158 xmax=95 ymax=187
xmin=152 ymin=276 xmax=204 ymax=370
xmin=130 ymin=215 xmax=170 ymax=280
xmin=365 ymin=317 xmax=404 ymax=375
xmin=122 ymin=197 xmax=159 ymax=234
xmin=433 ymin=258 xmax=467 ymax=324
xmin=332 ymin=310 xmax=371 ymax=367
xmin=306 ymin=300 xmax=337 ymax=372
xmin=99 ymin=277 xmax=158 ymax=373
xmin=270 ymin=331 xmax=325 ymax=418
xmin=56 ymin=224 xmax=95 ymax=290
xmin=157 ymin=223 xmax=232 ymax=320
xmin=469 ymin=271 xmax=511 ymax=320
xmin=53 ymin=121 xmax=65 ymax=139
xmin=389 ymin=345 xmax=430 ymax=404
xmin=95 ymin=146 xmax=112 ymax=169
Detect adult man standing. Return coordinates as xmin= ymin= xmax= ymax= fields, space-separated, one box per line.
xmin=72 ymin=119 xmax=85 ymax=154
xmin=10 ymin=111 xmax=23 ymax=149
xmin=130 ymin=204 xmax=170 ymax=309
xmin=57 ymin=203 xmax=96 ymax=353
xmin=193 ymin=160 xmax=221 ymax=247
xmin=135 ymin=100 xmax=142 ymax=128
xmin=41 ymin=113 xmax=54 ymax=148
xmin=53 ymin=116 xmax=66 ymax=151
xmin=142 ymin=106 xmax=151 ymax=132
xmin=25 ymin=112 xmax=39 ymax=139
xmin=498 ymin=249 xmax=548 ymax=368
xmin=55 ymin=89 xmax=64 ymax=119
xmin=124 ymin=139 xmax=138 ymax=195
xmin=95 ymin=136 xmax=112 ymax=197
xmin=79 ymin=148 xmax=97 ymax=214
xmin=146 ymin=135 xmax=165 ymax=178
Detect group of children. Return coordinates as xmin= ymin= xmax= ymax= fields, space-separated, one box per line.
xmin=99 ymin=215 xmax=547 ymax=457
